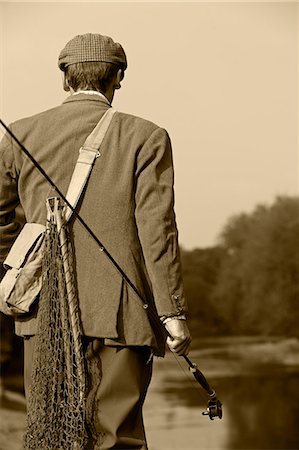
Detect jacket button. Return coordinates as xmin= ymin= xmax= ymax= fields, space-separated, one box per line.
xmin=143 ymin=304 xmax=149 ymax=309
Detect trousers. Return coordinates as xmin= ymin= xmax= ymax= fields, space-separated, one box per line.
xmin=24 ymin=336 xmax=153 ymax=449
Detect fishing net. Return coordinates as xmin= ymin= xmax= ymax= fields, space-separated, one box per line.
xmin=24 ymin=197 xmax=88 ymax=450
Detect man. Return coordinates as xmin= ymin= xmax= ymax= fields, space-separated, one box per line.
xmin=0 ymin=33 xmax=191 ymax=449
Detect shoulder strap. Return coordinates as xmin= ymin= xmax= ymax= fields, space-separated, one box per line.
xmin=64 ymin=108 xmax=116 ymax=222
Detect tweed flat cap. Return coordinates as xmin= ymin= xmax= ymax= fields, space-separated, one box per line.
xmin=58 ymin=33 xmax=127 ymax=71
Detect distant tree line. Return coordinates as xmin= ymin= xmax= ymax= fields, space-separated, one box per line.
xmin=181 ymin=196 xmax=299 ymax=337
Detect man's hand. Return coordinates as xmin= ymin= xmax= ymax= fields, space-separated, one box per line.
xmin=165 ymin=319 xmax=192 ymax=356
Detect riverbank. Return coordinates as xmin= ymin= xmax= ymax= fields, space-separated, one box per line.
xmin=190 ymin=335 xmax=299 ymax=376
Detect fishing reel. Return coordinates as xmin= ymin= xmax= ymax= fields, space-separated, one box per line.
xmin=202 ymin=397 xmax=223 ymax=420
xmin=186 ymin=357 xmax=223 ymax=421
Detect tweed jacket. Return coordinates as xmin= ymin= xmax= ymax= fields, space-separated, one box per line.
xmin=0 ymin=94 xmax=187 ymax=355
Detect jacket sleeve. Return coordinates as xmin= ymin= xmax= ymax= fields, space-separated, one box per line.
xmin=0 ymin=130 xmax=22 ymax=262
xmin=134 ymin=127 xmax=187 ymax=318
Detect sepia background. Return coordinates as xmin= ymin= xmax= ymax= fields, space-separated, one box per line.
xmin=0 ymin=1 xmax=298 ymax=249
xmin=0 ymin=2 xmax=299 ymax=450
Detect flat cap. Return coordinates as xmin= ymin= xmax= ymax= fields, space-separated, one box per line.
xmin=58 ymin=33 xmax=127 ymax=71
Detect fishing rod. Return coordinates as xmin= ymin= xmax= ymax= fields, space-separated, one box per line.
xmin=0 ymin=118 xmax=223 ymax=420
xmin=184 ymin=355 xmax=222 ymax=419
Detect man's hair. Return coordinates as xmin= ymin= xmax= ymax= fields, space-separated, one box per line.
xmin=63 ymin=61 xmax=124 ymax=93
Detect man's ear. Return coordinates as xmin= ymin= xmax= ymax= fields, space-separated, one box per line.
xmin=114 ymin=69 xmax=124 ymax=90
xmin=63 ymin=73 xmax=70 ymax=92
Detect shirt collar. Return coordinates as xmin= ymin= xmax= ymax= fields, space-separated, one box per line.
xmin=71 ymin=90 xmax=111 ymax=106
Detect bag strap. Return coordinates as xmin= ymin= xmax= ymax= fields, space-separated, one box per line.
xmin=64 ymin=108 xmax=116 ymax=222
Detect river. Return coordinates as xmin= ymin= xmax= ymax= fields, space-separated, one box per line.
xmin=144 ymin=336 xmax=299 ymax=450
xmin=1 ymin=336 xmax=299 ymax=450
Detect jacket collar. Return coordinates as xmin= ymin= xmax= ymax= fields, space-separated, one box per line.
xmin=62 ymin=93 xmax=111 ymax=107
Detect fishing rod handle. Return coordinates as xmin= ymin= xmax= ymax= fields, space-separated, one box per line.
xmin=183 ymin=355 xmax=223 ymax=420
xmin=183 ymin=355 xmax=215 ymax=396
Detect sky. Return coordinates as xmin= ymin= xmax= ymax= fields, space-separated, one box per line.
xmin=0 ymin=1 xmax=298 ymax=249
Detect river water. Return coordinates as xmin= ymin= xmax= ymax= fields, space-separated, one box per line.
xmin=144 ymin=337 xmax=299 ymax=450
xmin=1 ymin=336 xmax=298 ymax=450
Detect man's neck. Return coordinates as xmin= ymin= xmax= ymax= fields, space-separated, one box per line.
xmin=71 ymin=89 xmax=111 ymax=105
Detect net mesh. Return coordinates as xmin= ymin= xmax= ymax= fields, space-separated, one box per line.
xmin=24 ymin=197 xmax=88 ymax=450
